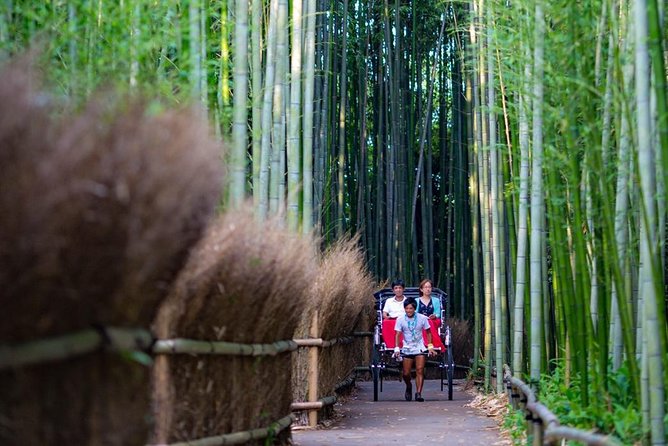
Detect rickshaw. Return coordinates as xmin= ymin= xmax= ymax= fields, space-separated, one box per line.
xmin=370 ymin=287 xmax=454 ymax=401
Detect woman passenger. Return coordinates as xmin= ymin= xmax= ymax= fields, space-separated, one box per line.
xmin=416 ymin=279 xmax=441 ymax=323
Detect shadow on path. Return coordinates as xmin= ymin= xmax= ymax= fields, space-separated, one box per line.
xmin=292 ymin=379 xmax=510 ymax=446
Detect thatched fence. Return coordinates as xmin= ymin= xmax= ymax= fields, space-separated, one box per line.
xmin=0 ymin=60 xmax=375 ymax=446
xmin=291 ymin=238 xmax=376 ymax=426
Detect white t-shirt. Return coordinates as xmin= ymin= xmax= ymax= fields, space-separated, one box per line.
xmin=382 ymin=297 xmax=406 ymax=318
xmin=395 ymin=313 xmax=431 ymax=354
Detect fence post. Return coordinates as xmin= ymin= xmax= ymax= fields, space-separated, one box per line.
xmin=532 ymin=416 xmax=544 ymax=446
xmin=307 ymin=310 xmax=320 ymax=427
xmin=505 ymin=380 xmax=514 ymax=409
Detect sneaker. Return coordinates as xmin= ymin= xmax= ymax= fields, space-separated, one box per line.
xmin=415 ymin=392 xmax=424 ymax=402
xmin=405 ymin=384 xmax=412 ymax=401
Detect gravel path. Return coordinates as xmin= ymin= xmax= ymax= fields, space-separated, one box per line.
xmin=291 ymin=379 xmax=511 ymax=446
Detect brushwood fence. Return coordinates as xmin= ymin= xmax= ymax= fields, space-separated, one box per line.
xmin=503 ymin=365 xmax=623 ymax=446
xmin=0 ymin=320 xmax=372 ymax=445
xmin=0 ymin=59 xmax=375 ymax=446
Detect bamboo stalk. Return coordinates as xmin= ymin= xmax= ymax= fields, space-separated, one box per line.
xmin=2 ymin=326 xmax=361 ymax=369
xmin=293 ymin=336 xmax=353 ymax=347
xmin=290 ymin=395 xmax=337 ymax=411
xmin=0 ymin=328 xmax=152 ymax=370
xmin=151 ymin=414 xmax=295 ymax=446
xmin=545 ymin=427 xmax=623 ymax=446
xmin=152 ymin=339 xmax=298 ymax=356
xmin=0 ymin=329 xmax=300 ymax=369
xmin=333 ymin=374 xmax=355 ymax=393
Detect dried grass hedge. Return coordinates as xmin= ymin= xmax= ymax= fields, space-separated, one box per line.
xmin=0 ymin=59 xmax=222 ymax=445
xmin=292 ymin=237 xmax=375 ymax=425
xmin=152 ymin=208 xmax=317 ymax=445
xmin=447 ymin=318 xmax=474 ymax=378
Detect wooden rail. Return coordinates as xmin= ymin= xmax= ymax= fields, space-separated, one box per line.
xmin=291 ymin=311 xmax=373 ymax=427
xmin=0 ymin=320 xmax=373 ymax=437
xmin=503 ymin=365 xmax=623 ymax=446
xmin=149 ymin=414 xmax=295 ymax=446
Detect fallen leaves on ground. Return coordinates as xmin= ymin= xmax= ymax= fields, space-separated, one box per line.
xmin=464 ymin=384 xmax=517 ymax=445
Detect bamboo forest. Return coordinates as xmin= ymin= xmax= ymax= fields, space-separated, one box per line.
xmin=1 ymin=0 xmax=667 ymax=444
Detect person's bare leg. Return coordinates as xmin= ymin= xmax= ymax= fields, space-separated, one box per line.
xmin=414 ymin=355 xmax=426 ymax=401
xmin=402 ymin=358 xmax=414 ymax=400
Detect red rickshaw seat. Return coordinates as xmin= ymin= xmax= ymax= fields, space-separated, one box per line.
xmin=381 ymin=319 xmax=445 ymax=350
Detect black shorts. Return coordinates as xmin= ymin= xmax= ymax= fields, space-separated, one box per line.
xmin=402 ymin=353 xmax=427 ymax=359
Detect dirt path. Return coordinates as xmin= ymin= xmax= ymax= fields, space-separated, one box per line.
xmin=291 ymin=379 xmax=510 ymax=446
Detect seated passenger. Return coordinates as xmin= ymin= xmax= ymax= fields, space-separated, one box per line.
xmin=393 ymin=298 xmax=436 ymax=402
xmin=416 ymin=278 xmax=441 ymax=325
xmin=382 ymin=279 xmax=407 ymax=320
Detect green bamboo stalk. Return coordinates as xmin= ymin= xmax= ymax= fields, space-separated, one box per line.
xmin=512 ymin=47 xmax=531 ymax=378
xmin=287 ymin=0 xmax=304 ymax=231
xmin=67 ymin=0 xmax=77 ymax=93
xmin=0 ymin=328 xmax=153 ymax=370
xmin=162 ymin=414 xmax=295 ymax=446
xmin=634 ymin=0 xmax=665 ymax=441
xmin=269 ymin=0 xmax=288 ymax=216
xmin=230 ymin=0 xmax=250 ymax=206
xmin=567 ymin=150 xmax=593 ymax=407
xmin=645 ymin=0 xmax=668 ymax=194
xmin=189 ymin=0 xmax=203 ymax=102
xmin=529 ymin=0 xmax=545 ymax=386
xmin=258 ymin=0 xmax=279 ymax=219
xmin=468 ymin=0 xmax=483 ymax=374
xmin=486 ymin=3 xmax=505 ymax=394
xmin=545 ymin=169 xmax=572 ymax=368
xmin=302 ymin=0 xmax=316 ymax=234
xmin=607 ymin=0 xmax=639 ymax=387
xmin=335 ymin=0 xmax=349 ymax=237
xmin=153 ymin=339 xmax=298 ymax=356
xmin=287 ymin=0 xmax=303 ymax=232
xmin=250 ymin=0 xmax=263 ymax=206
xmin=0 ymin=330 xmax=301 ymax=370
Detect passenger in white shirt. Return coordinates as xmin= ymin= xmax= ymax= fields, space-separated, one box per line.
xmin=382 ymin=279 xmax=407 ymax=319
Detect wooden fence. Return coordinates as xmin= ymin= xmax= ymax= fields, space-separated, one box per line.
xmin=0 ymin=320 xmax=371 ymax=445
xmin=503 ymin=365 xmax=622 ymax=446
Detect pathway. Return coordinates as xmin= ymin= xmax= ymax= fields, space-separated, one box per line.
xmin=292 ymin=379 xmax=510 ymax=446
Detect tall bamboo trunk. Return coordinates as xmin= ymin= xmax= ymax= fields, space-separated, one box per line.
xmin=634 ymin=0 xmax=666 ymax=441
xmin=512 ymin=48 xmax=531 ymax=377
xmin=258 ymin=0 xmax=280 ymax=219
xmin=302 ymin=0 xmax=317 ymax=234
xmin=230 ymin=0 xmax=249 ymax=206
xmin=251 ymin=0 xmax=263 ymax=206
xmin=336 ymin=0 xmax=349 ymax=237
xmin=529 ymin=0 xmax=545 ymax=385
xmin=287 ymin=0 xmax=304 ymax=231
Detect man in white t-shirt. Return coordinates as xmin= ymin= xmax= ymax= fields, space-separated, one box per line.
xmin=393 ymin=298 xmax=436 ymax=402
xmin=382 ymin=279 xmax=407 ymax=319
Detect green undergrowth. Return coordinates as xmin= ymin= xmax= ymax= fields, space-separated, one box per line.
xmin=502 ymin=361 xmax=647 ymax=445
